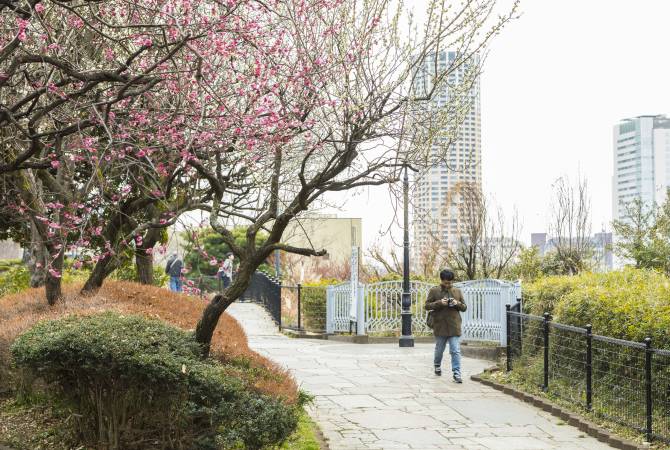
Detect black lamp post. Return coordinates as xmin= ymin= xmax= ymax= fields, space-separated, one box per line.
xmin=399 ymin=164 xmax=415 ymax=347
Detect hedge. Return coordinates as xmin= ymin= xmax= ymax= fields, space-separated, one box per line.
xmin=11 ymin=312 xmax=299 ymax=449
xmin=524 ymin=269 xmax=670 ymax=348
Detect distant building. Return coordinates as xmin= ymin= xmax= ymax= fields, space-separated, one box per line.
xmin=282 ymin=215 xmax=362 ymax=264
xmin=411 ymin=50 xmax=482 ymax=263
xmin=531 ymin=232 xmax=613 ymax=272
xmin=281 ymin=215 xmax=362 ymax=282
xmin=0 ymin=240 xmax=22 ymax=260
xmin=612 ymin=115 xmax=670 ymax=223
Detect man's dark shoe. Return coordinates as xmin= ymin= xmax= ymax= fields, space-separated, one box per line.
xmin=453 ymin=373 xmax=463 ymax=383
xmin=434 ymin=366 xmax=442 ymax=376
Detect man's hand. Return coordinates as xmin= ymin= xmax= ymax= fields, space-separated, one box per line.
xmin=439 ymin=298 xmax=450 ymax=306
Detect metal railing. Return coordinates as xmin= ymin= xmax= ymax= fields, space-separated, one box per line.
xmin=506 ymin=304 xmax=670 ymax=444
xmin=183 ymin=274 xmax=222 ymax=297
xmin=327 ymin=279 xmax=521 ymax=344
xmin=281 ymin=284 xmax=327 ymax=333
xmin=239 ymin=271 xmax=281 ymax=325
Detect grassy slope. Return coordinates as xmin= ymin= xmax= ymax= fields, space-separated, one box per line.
xmin=0 ymin=281 xmax=324 ymax=449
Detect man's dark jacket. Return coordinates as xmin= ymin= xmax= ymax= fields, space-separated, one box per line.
xmin=424 ymin=285 xmax=467 ymax=337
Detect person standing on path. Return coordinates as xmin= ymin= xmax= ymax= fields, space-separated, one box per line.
xmin=165 ymin=253 xmax=184 ymax=293
xmin=219 ymin=252 xmax=234 ymax=288
xmin=425 ymin=268 xmax=467 ymax=383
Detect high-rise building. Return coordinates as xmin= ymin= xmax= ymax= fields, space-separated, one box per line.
xmin=612 ymin=115 xmax=670 ymax=222
xmin=530 ymin=232 xmax=613 ymax=272
xmin=411 ymin=51 xmax=481 ymax=264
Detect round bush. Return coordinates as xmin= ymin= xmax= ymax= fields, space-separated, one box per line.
xmin=11 ymin=312 xmax=299 ymax=449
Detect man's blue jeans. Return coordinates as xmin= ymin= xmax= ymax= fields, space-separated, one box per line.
xmin=169 ymin=276 xmax=182 ymax=293
xmin=434 ymin=335 xmax=461 ymax=375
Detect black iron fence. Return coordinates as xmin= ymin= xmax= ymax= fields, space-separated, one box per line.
xmin=239 ymin=271 xmax=281 ymax=326
xmin=184 ymin=272 xmax=326 ymax=333
xmin=506 ymin=303 xmax=670 ymax=444
xmin=184 ymin=274 xmax=223 ymax=296
xmin=280 ymin=284 xmax=327 ymax=333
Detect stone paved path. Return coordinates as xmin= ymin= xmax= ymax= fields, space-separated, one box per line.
xmin=228 ymin=303 xmax=614 ymax=450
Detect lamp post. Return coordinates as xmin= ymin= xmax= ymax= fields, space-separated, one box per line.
xmin=399 ymin=164 xmax=415 ymax=347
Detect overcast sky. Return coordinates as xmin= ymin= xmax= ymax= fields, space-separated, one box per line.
xmin=328 ymin=0 xmax=670 ymax=255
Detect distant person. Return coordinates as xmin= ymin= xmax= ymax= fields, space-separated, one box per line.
xmin=165 ymin=253 xmax=183 ymax=293
xmin=219 ymin=252 xmax=234 ymax=288
xmin=425 ymin=268 xmax=467 ymax=383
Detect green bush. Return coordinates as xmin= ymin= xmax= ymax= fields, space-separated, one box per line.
xmin=524 ymin=269 xmax=670 ymax=345
xmin=111 ymin=261 xmax=169 ymax=287
xmin=0 ymin=262 xmax=30 ymax=297
xmin=300 ymin=286 xmax=327 ymax=331
xmin=11 ymin=312 xmax=299 ymax=449
xmin=523 ymin=275 xmax=583 ymax=316
xmin=551 ymin=269 xmax=670 ymax=347
xmin=514 ymin=269 xmax=670 ymax=437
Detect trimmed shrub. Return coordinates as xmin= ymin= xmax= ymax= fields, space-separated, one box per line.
xmin=552 ymin=269 xmax=670 ymax=347
xmin=522 ymin=275 xmax=583 ymax=316
xmin=300 ymin=285 xmax=327 ymax=331
xmin=11 ymin=312 xmax=299 ymax=449
xmin=524 ymin=269 xmax=670 ymax=345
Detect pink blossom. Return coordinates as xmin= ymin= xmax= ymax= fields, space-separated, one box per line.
xmin=35 ymin=3 xmax=45 ymax=13
xmin=48 ymin=269 xmax=61 ymax=278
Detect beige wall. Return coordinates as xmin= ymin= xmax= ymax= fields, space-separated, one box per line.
xmin=0 ymin=240 xmax=22 ymax=260
xmin=282 ymin=216 xmax=362 ymax=264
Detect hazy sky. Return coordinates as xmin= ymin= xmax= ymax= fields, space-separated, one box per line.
xmin=328 ymin=0 xmax=670 ymax=254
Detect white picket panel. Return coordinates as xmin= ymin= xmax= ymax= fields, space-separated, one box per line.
xmin=327 ymin=278 xmax=522 ymax=345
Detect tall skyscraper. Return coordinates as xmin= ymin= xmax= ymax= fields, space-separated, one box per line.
xmin=411 ymin=51 xmax=481 ymax=265
xmin=612 ymin=115 xmax=670 ymax=223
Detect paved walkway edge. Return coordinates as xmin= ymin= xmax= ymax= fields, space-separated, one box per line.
xmin=470 ymin=373 xmax=645 ymax=450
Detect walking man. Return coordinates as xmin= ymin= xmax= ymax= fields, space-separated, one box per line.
xmin=165 ymin=253 xmax=183 ymax=293
xmin=425 ymin=268 xmax=467 ymax=383
xmin=219 ymin=252 xmax=234 ymax=288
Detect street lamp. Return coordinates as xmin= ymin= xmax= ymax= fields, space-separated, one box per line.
xmin=399 ymin=164 xmax=415 ymax=347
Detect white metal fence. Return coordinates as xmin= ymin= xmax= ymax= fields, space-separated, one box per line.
xmin=326 ymin=279 xmax=521 ymax=345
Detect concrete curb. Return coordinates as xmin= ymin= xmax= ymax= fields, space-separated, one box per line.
xmin=470 ymin=372 xmax=647 ymax=450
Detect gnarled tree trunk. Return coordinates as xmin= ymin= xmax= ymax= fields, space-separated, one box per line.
xmin=135 ymin=225 xmax=161 ymax=285
xmin=81 ymin=255 xmax=122 ymax=294
xmin=195 ymin=261 xmax=256 ymax=357
xmin=45 ymin=248 xmax=64 ymax=305
xmin=27 ymin=222 xmax=47 ymax=288
xmin=135 ymin=251 xmax=154 ymax=285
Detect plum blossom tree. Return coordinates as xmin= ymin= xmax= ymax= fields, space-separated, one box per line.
xmin=189 ymin=0 xmax=519 ymax=355
xmin=0 ymin=0 xmax=246 ymax=303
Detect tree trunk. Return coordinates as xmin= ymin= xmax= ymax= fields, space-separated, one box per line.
xmin=135 ymin=226 xmax=160 ymax=285
xmin=45 ymin=249 xmax=64 ymax=305
xmin=81 ymin=255 xmax=121 ymax=294
xmin=27 ymin=222 xmax=47 ymax=288
xmin=135 ymin=250 xmax=154 ymax=285
xmin=195 ymin=262 xmax=255 ymax=357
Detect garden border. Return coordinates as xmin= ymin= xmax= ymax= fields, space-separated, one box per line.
xmin=470 ymin=369 xmax=648 ymax=450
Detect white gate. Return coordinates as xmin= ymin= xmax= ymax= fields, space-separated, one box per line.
xmin=326 ymin=282 xmax=364 ymax=334
xmin=327 ymin=278 xmax=521 ymax=345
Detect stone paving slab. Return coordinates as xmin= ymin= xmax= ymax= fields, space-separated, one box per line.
xmin=228 ymin=303 xmax=615 ymax=450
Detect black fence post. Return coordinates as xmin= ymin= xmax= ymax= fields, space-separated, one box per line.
xmin=543 ymin=312 xmax=550 ymax=391
xmin=644 ymin=337 xmax=653 ymax=443
xmin=277 ymin=280 xmax=282 ymax=331
xmin=516 ymin=299 xmax=522 ymax=355
xmin=506 ymin=304 xmax=512 ymax=372
xmin=585 ymin=324 xmax=592 ymax=411
xmin=297 ymin=283 xmax=302 ymax=330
